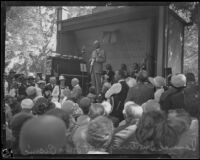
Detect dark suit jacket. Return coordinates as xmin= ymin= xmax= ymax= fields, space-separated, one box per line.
xmin=71 ymin=85 xmax=82 ymax=102
xmin=125 ymin=83 xmax=154 ymax=105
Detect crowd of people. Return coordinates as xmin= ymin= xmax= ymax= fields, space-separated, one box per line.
xmin=3 ymin=64 xmax=200 ymax=158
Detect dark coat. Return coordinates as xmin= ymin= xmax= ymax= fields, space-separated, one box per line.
xmin=125 ymin=83 xmax=154 ymax=105
xmin=160 ymin=86 xmax=185 ymax=113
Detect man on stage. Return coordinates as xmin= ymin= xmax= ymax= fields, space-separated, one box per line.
xmin=90 ymin=40 xmax=106 ymax=95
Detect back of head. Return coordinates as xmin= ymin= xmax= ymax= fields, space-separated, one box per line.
xmin=19 ymin=115 xmax=67 ymax=155
xmin=26 ymin=86 xmax=37 ymax=98
xmin=137 ymin=70 xmax=148 ymax=83
xmin=142 ymin=99 xmax=161 ymax=113
xmin=45 ymin=108 xmax=70 ymax=129
xmin=61 ymin=100 xmax=75 ymax=115
xmin=71 ymin=78 xmax=79 ymax=86
xmin=86 ymin=116 xmax=114 ymax=150
xmin=32 ymin=97 xmax=52 ymax=115
xmin=79 ymin=97 xmax=91 ymax=115
xmin=136 ymin=110 xmax=178 ymax=148
xmin=171 ymin=74 xmax=186 ymax=88
xmin=21 ymin=99 xmax=34 ymax=110
xmin=123 ymin=103 xmax=143 ymax=119
xmin=88 ymin=103 xmax=105 ymax=119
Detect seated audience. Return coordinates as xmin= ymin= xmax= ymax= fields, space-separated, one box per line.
xmin=110 ymin=109 xmax=190 ymax=157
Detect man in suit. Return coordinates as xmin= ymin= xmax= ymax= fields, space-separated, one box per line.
xmin=90 ymin=40 xmax=106 ymax=95
xmin=70 ymin=78 xmax=82 ymax=103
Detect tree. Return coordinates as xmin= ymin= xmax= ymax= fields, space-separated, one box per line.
xmin=170 ymin=2 xmax=200 ymax=84
xmin=5 ymin=6 xmax=57 ymax=75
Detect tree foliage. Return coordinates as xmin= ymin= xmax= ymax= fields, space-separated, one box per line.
xmin=5 ymin=6 xmax=57 ymax=75
xmin=170 ymin=2 xmax=199 ymax=81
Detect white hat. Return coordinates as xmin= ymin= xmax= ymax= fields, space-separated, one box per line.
xmin=59 ymin=75 xmax=65 ymax=81
xmin=149 ymin=76 xmax=166 ymax=88
xmin=21 ymin=99 xmax=34 ymax=109
xmin=171 ymin=74 xmax=186 ymax=88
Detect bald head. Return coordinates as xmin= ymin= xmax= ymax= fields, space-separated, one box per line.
xmin=71 ymin=78 xmax=79 ymax=87
xmin=19 ymin=115 xmax=67 ymax=155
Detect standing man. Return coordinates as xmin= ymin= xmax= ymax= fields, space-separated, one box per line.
xmin=105 ymin=69 xmax=129 ymax=127
xmin=90 ymin=40 xmax=106 ymax=95
xmin=71 ymin=78 xmax=82 ymax=103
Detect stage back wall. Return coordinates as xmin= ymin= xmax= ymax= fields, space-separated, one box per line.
xmin=75 ymin=18 xmax=153 ymax=72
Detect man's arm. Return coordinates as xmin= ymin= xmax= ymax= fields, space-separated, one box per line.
xmin=105 ymin=83 xmax=122 ymax=99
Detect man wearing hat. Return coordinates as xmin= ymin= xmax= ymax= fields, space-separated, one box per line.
xmin=160 ymin=74 xmax=187 ymax=113
xmin=27 ymin=73 xmax=36 ymax=87
xmin=89 ymin=40 xmax=106 ymax=95
xmin=36 ymin=80 xmax=46 ymax=97
xmin=21 ymin=99 xmax=34 ymax=114
xmin=52 ymin=75 xmax=70 ymax=103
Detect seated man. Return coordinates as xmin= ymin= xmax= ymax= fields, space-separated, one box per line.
xmin=70 ymin=78 xmax=82 ymax=103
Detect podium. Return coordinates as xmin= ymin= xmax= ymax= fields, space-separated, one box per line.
xmin=46 ymin=55 xmax=89 ymax=95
